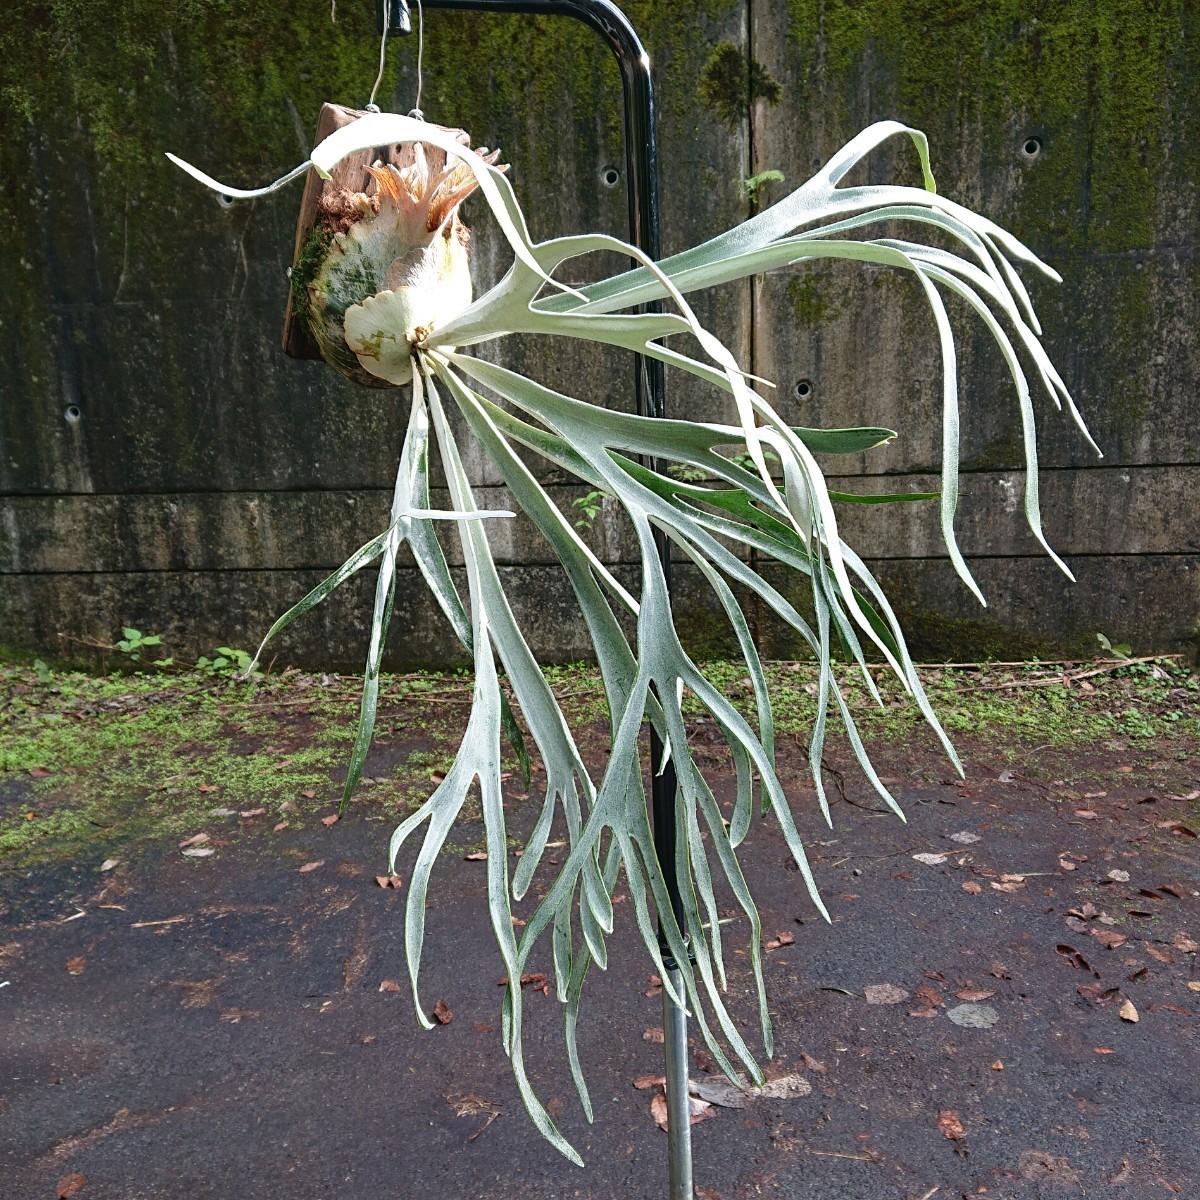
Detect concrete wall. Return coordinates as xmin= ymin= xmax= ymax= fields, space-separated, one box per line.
xmin=1 ymin=0 xmax=1196 ymax=667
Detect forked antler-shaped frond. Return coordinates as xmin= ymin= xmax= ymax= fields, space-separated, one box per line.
xmin=170 ymin=115 xmax=1097 ymax=1162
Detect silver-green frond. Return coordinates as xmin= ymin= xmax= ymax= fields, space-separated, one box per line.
xmin=170 ymin=113 xmax=1096 ymax=1163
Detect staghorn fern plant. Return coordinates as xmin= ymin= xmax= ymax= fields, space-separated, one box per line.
xmin=170 ymin=112 xmax=1097 ymax=1163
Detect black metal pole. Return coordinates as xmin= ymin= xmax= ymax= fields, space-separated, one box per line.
xmin=377 ymin=3 xmax=690 ymax=1193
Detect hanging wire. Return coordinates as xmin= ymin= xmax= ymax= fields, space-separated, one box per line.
xmin=366 ymin=0 xmax=390 ymax=111
xmin=410 ymin=0 xmax=425 ymax=120
xmin=367 ymin=1 xmax=424 ymax=117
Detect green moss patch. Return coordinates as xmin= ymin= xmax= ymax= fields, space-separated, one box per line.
xmin=2 ymin=654 xmax=1194 ymax=876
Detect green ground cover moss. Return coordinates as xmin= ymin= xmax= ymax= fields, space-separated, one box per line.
xmin=4 ymin=654 xmax=1193 ymax=873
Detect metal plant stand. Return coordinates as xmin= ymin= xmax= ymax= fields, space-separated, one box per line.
xmin=378 ymin=2 xmax=690 ymax=1194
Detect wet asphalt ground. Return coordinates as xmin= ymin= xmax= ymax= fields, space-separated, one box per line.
xmin=2 ymin=735 xmax=1199 ymax=1200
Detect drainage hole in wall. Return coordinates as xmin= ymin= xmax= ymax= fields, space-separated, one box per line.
xmin=64 ymin=405 xmax=82 ymax=423
xmin=218 ymin=193 xmax=235 ymax=207
xmin=1021 ymin=136 xmax=1043 ymax=159
xmin=793 ymin=379 xmax=814 ymax=400
xmin=601 ymin=166 xmax=621 ymax=188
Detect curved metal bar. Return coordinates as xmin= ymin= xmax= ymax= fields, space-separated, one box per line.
xmin=383 ymin=1 xmax=660 ymax=287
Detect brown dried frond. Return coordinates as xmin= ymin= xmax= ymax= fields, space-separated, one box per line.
xmin=365 ymin=163 xmax=405 ymax=205
xmin=427 ymin=148 xmax=507 ymax=233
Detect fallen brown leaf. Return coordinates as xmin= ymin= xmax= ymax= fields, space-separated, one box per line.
xmin=915 ymin=984 xmax=943 ymax=1008
xmin=650 ymin=1092 xmax=713 ymax=1130
xmin=239 ymin=807 xmax=267 ymax=818
xmin=273 ymin=821 xmax=289 ymax=832
xmin=757 ymin=1074 xmax=811 ymax=1100
xmin=375 ymin=874 xmax=402 ymax=889
xmin=464 ymin=852 xmax=488 ymax=862
xmin=863 ymin=983 xmax=908 ymax=1005
xmin=991 ymin=1060 xmax=1004 ymax=1071
xmin=1108 ymin=1160 xmax=1132 ymax=1184
xmin=937 ymin=1108 xmax=965 ymax=1140
xmin=1146 ymin=945 xmax=1175 ymax=964
xmin=1094 ymin=1046 xmax=1115 ymax=1054
xmin=433 ymin=999 xmax=453 ymax=1024
xmin=645 ymin=974 xmax=663 ymax=997
xmin=300 ymin=789 xmax=316 ymax=799
xmin=378 ymin=979 xmax=402 ymax=993
xmin=956 ymin=988 xmax=995 ymax=1002
xmin=1059 ymin=858 xmax=1078 ymax=871
xmin=321 ymin=814 xmax=339 ymax=827
xmin=1187 ymin=981 xmax=1200 ymax=993
xmin=1019 ymin=1149 xmax=1080 ymax=1185
xmin=643 ymin=1027 xmax=665 ymax=1043
xmin=1171 ymin=932 xmax=1199 ymax=954
xmin=447 ymin=1091 xmax=501 ymax=1139
xmin=1078 ymin=984 xmax=1123 ymax=1006
xmin=56 ymin=1173 xmax=86 ymax=1199
xmin=1055 ymin=944 xmax=1094 ymax=973
xmin=66 ymin=956 xmax=85 ymax=975
xmin=632 ymin=1074 xmax=665 ymax=1090
xmin=1118 ymin=999 xmax=1139 ymax=1022
xmin=908 ymin=1007 xmax=939 ymax=1019
xmin=219 ymin=1008 xmax=260 ymax=1022
xmin=298 ymin=860 xmax=324 ymax=873
xmin=990 ymin=880 xmax=1024 ymax=893
xmin=1092 ymin=929 xmax=1128 ymax=949
xmin=518 ymin=972 xmax=548 ymax=994
xmin=28 ymin=767 xmax=52 ymax=778
xmin=178 ymin=833 xmax=210 ymax=849
xmin=1074 ymin=810 xmax=1099 ymax=820
xmin=800 ymin=1052 xmax=827 ymax=1075
xmin=961 ymin=881 xmax=982 ymax=895
xmin=912 ymin=852 xmax=949 ymax=866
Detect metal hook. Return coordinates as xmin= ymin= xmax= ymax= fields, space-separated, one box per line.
xmin=376 ymin=0 xmax=412 ymax=34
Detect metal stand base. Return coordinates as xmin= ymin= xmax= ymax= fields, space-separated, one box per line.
xmin=662 ymin=967 xmax=693 ymax=1199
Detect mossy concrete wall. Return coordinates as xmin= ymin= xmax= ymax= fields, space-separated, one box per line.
xmin=0 ymin=0 xmax=1196 ymax=667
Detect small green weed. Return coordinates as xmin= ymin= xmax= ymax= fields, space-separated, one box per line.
xmin=571 ymin=490 xmax=609 ymax=532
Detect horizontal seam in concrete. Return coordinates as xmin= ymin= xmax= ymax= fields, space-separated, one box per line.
xmin=2 ymin=462 xmax=1198 ymax=501
xmin=2 ymin=552 xmax=1196 ymax=577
